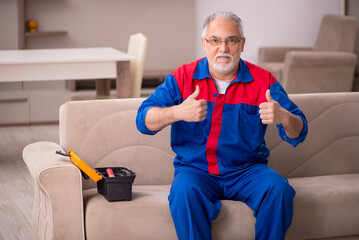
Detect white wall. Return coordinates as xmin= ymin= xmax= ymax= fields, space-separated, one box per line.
xmin=195 ymin=0 xmax=343 ymax=64
xmin=0 ymin=0 xmax=345 ymax=68
xmin=26 ymin=0 xmax=195 ymax=72
xmin=0 ymin=0 xmax=195 ymax=72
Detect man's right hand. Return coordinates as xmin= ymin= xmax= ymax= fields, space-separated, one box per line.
xmin=174 ymin=86 xmax=207 ymax=122
xmin=144 ymin=86 xmax=207 ymax=132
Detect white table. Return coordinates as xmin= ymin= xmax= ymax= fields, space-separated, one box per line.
xmin=0 ymin=47 xmax=135 ymax=98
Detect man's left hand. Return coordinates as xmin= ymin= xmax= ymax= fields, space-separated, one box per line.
xmin=259 ymin=90 xmax=286 ymax=125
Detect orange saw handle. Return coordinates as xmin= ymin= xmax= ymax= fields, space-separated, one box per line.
xmin=67 ymin=150 xmax=103 ymax=182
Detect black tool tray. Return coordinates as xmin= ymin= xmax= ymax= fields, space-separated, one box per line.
xmin=95 ymin=167 xmax=136 ymax=202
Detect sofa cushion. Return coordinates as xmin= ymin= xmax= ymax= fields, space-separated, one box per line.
xmin=84 ymin=174 xmax=359 ymax=240
xmin=83 ymin=185 xmax=256 ymax=240
xmin=84 ymin=185 xmax=177 ymax=240
xmin=287 ymin=174 xmax=359 ymax=239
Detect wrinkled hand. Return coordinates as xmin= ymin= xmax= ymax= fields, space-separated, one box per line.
xmin=259 ymin=90 xmax=286 ymax=125
xmin=175 ymin=86 xmax=207 ymax=122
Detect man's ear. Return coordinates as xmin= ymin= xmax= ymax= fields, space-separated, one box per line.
xmin=240 ymin=37 xmax=246 ymax=52
xmin=201 ymin=38 xmax=207 ymax=54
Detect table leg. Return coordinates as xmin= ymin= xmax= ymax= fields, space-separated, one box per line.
xmin=116 ymin=61 xmax=131 ymax=98
xmin=96 ymin=79 xmax=111 ymax=96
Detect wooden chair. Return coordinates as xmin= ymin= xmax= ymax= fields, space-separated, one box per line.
xmin=72 ymin=33 xmax=148 ymax=100
xmin=127 ymin=33 xmax=148 ymax=98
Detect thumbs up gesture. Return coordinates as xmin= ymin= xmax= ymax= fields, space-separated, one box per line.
xmin=259 ymin=90 xmax=286 ymax=125
xmin=175 ymin=86 xmax=207 ymax=122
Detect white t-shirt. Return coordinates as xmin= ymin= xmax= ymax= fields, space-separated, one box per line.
xmin=213 ymin=78 xmax=231 ymax=94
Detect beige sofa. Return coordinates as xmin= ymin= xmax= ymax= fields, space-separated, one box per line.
xmin=23 ymin=92 xmax=359 ymax=240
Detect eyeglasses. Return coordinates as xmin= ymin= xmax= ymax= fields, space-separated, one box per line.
xmin=204 ymin=37 xmax=243 ymax=46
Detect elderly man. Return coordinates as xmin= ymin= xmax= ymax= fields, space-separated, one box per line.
xmin=136 ymin=11 xmax=308 ymax=240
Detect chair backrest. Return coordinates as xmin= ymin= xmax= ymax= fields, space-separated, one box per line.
xmin=313 ymin=14 xmax=357 ymax=52
xmin=127 ymin=33 xmax=148 ymax=98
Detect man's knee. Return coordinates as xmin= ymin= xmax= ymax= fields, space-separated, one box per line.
xmin=169 ymin=172 xmax=202 ymax=203
xmin=171 ymin=178 xmax=203 ymax=200
xmin=264 ymin=174 xmax=295 ymax=199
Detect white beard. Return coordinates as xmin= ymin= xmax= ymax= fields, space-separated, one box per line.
xmin=210 ymin=53 xmax=239 ymax=74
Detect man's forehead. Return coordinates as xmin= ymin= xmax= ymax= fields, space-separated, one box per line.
xmin=206 ymin=19 xmax=241 ymax=36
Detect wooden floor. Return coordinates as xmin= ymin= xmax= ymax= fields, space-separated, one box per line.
xmin=0 ymin=124 xmax=59 ymax=240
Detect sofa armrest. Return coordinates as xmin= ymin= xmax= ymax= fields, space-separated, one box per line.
xmin=23 ymin=141 xmax=85 ymax=240
xmin=258 ymin=46 xmax=312 ymax=64
xmin=282 ymin=51 xmax=357 ymax=93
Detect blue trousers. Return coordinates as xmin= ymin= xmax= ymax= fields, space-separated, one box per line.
xmin=168 ymin=163 xmax=295 ymax=240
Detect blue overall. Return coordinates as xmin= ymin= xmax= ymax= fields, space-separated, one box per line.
xmin=136 ymin=58 xmax=308 ymax=239
xmin=169 ymin=164 xmax=295 ymax=240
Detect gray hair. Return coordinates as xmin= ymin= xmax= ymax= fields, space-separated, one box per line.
xmin=202 ymin=11 xmax=244 ymax=38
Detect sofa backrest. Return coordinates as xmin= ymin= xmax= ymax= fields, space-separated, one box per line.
xmin=59 ymin=98 xmax=175 ymax=190
xmin=266 ymin=92 xmax=359 ymax=178
xmin=60 ymin=92 xmax=359 ymax=190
